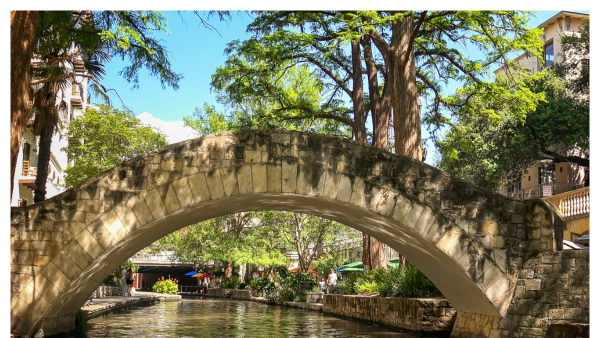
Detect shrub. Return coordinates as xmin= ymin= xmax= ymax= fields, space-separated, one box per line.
xmin=312 ymin=255 xmax=347 ymax=278
xmin=153 ymin=279 xmax=178 ymax=294
xmin=220 ymin=277 xmax=241 ymax=289
xmin=75 ymin=310 xmax=88 ymax=333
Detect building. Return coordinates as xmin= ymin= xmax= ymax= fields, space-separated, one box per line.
xmin=496 ymin=11 xmax=589 ymax=200
xmin=11 ymin=58 xmax=89 ymax=207
xmin=496 ymin=11 xmax=589 ymax=243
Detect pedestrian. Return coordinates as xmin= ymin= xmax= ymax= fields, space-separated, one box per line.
xmin=126 ymin=268 xmax=135 ymax=296
xmin=318 ymin=277 xmax=327 ymax=293
xmin=121 ymin=266 xmax=128 ymax=296
xmin=327 ymin=269 xmax=337 ymax=293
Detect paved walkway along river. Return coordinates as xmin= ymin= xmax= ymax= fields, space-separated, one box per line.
xmin=81 ymin=291 xmax=181 ymax=319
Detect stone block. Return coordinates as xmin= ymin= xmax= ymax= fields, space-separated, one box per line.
xmin=158 ymin=184 xmax=181 ymax=214
xmin=88 ymin=221 xmax=117 ymax=250
xmin=281 ymin=158 xmax=298 ymax=193
xmin=266 ymin=164 xmax=282 ymax=193
xmin=252 ymin=164 xmax=268 ymax=193
xmin=63 ymin=241 xmax=93 ymax=270
xmin=74 ymin=229 xmax=104 ymax=259
xmin=171 ymin=177 xmax=194 ymax=208
xmin=244 ymin=150 xmax=262 ymax=164
xmin=403 ymin=202 xmax=425 ymax=230
xmin=413 ymin=207 xmax=436 ymax=237
xmin=482 ymin=220 xmax=499 ymax=235
xmin=33 ymin=255 xmax=51 ymax=267
xmin=297 ymin=165 xmax=326 ymax=197
xmin=369 ymin=187 xmax=397 ymax=217
xmin=187 ymin=173 xmax=212 ymax=203
xmin=13 ymin=240 xmax=30 ymax=250
xmin=271 ymin=133 xmax=290 ymax=144
xmin=236 ymin=165 xmax=253 ymax=194
xmin=436 ymin=225 xmax=463 ymax=255
xmin=142 ymin=188 xmax=168 ymax=220
xmin=205 ymin=169 xmax=226 ymax=200
xmin=392 ymin=195 xmax=411 ymax=223
xmin=220 ymin=167 xmax=239 ymax=197
xmin=40 ymin=261 xmax=71 ymax=291
xmin=99 ymin=210 xmax=128 ymax=241
xmin=126 ymin=195 xmax=153 ymax=228
xmin=525 ymin=279 xmax=541 ymax=291
xmin=336 ymin=175 xmax=353 ymax=203
xmin=33 ymin=271 xmax=60 ymax=304
xmin=52 ymin=250 xmax=82 ymax=280
xmin=349 ymin=177 xmax=366 ymax=207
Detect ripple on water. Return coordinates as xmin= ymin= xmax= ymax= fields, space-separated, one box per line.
xmin=85 ymin=299 xmax=434 ymax=338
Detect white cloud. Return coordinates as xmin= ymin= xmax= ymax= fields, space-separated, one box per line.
xmin=137 ymin=112 xmax=199 ymax=144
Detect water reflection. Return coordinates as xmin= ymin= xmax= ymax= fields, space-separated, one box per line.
xmin=85 ymin=299 xmax=442 ymax=338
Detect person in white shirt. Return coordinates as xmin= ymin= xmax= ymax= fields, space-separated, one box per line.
xmin=326 ymin=269 xmax=337 ymax=293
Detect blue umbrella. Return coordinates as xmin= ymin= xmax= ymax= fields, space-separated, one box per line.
xmin=185 ymin=271 xmax=200 ymax=276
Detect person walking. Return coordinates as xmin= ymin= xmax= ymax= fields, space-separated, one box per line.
xmin=121 ymin=266 xmax=128 ymax=296
xmin=126 ymin=268 xmax=135 ymax=296
xmin=326 ymin=269 xmax=337 ymax=293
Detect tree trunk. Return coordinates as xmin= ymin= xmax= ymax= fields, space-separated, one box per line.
xmin=10 ymin=11 xmax=39 ymax=198
xmin=351 ymin=38 xmax=366 ymax=143
xmin=391 ymin=17 xmax=422 ymax=161
xmin=225 ymin=261 xmax=233 ymax=278
xmin=362 ymin=35 xmax=391 ymax=150
xmin=32 ymin=81 xmax=59 ymax=203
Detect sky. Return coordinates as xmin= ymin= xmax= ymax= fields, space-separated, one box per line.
xmin=95 ymin=10 xmax=583 ymax=164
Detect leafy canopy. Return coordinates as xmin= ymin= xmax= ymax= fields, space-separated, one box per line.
xmin=63 ymin=105 xmax=168 ymax=188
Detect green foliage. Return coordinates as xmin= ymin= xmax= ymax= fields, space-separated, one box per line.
xmin=386 ymin=264 xmax=440 ymax=298
xmin=152 ymin=279 xmax=178 ymax=294
xmin=220 ymin=276 xmax=241 ymax=289
xmin=312 ymin=255 xmax=347 ymax=279
xmin=437 ymin=69 xmax=589 ymax=189
xmin=103 ymin=260 xmax=137 ymax=287
xmin=328 ymin=265 xmax=440 ymax=298
xmin=63 ymin=105 xmax=167 ymax=188
xmin=75 ymin=310 xmax=88 ymax=333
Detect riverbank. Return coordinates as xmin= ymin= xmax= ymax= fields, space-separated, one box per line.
xmin=82 ymin=291 xmax=181 ymax=319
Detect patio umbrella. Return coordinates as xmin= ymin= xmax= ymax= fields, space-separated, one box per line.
xmin=289 ymin=268 xmax=318 ymax=277
xmin=335 ymin=267 xmax=363 ymax=273
xmin=184 ymin=271 xmax=200 ymax=276
xmin=335 ymin=261 xmax=364 ymax=273
xmin=193 ymin=274 xmax=214 ymax=278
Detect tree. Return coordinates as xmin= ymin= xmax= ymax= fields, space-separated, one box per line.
xmin=436 ymin=21 xmax=590 ymax=190
xmin=211 ymin=10 xmax=542 ymax=270
xmin=10 ymin=11 xmax=39 ymax=197
xmin=263 ymin=212 xmax=360 ymax=272
xmin=63 ymin=105 xmax=168 ymax=188
xmin=10 ymin=10 xmax=183 ymax=199
xmin=436 ymin=70 xmax=588 ymax=190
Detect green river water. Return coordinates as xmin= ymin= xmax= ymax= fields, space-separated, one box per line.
xmin=84 ymin=298 xmax=440 ymax=337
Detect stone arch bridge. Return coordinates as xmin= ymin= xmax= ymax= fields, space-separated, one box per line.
xmin=11 ymin=130 xmax=579 ymax=337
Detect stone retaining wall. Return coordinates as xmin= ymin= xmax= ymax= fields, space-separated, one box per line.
xmin=306 ymin=292 xmax=323 ymax=303
xmin=232 ymin=290 xmax=252 ymax=300
xmin=206 ymin=288 xmax=233 ymax=298
xmin=451 ymin=250 xmax=589 ymax=337
xmin=323 ymin=295 xmax=455 ymax=332
xmin=91 ymin=286 xmax=122 ymax=298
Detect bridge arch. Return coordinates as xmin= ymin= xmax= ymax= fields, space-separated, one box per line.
xmin=10 ymin=130 xmax=561 ymax=336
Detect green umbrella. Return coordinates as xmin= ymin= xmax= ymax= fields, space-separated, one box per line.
xmin=342 ymin=261 xmax=363 ymax=268
xmin=388 ymin=257 xmax=401 ymax=264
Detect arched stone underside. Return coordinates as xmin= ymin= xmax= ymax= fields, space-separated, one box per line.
xmin=10 ymin=131 xmax=563 ymax=336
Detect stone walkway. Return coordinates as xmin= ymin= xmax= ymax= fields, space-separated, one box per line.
xmin=81 ymin=291 xmax=181 ymax=319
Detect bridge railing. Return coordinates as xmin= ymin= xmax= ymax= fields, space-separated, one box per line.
xmin=542 ymin=187 xmax=590 ymax=219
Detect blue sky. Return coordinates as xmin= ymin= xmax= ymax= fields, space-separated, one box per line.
xmin=97 ymin=10 xmax=580 ymax=165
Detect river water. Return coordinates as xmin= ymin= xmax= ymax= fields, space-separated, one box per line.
xmin=85 ymin=298 xmax=432 ymax=337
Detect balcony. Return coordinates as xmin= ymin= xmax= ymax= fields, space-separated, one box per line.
xmin=506 ymin=182 xmax=586 ymax=200
xmin=543 ymin=187 xmax=590 ymax=219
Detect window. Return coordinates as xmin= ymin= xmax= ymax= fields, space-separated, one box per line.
xmin=544 ymin=41 xmax=554 ymax=67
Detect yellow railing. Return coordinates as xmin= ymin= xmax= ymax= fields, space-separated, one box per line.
xmin=543 ymin=187 xmax=590 ymax=218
